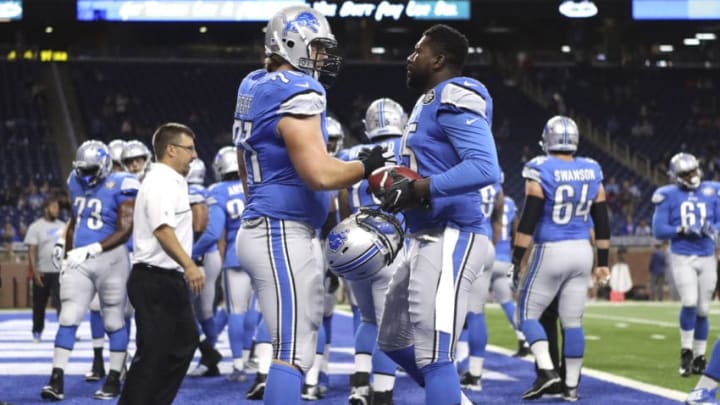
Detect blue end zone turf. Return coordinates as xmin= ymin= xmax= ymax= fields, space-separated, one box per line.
xmin=0 ymin=310 xmax=682 ymax=404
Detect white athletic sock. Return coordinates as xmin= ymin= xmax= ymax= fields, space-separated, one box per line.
xmin=355 ymin=353 xmax=372 ymax=373
xmin=530 ymin=341 xmax=554 ymax=370
xmin=697 ymin=375 xmax=719 ymax=390
xmin=92 ymin=338 xmax=104 ymax=349
xmin=681 ymin=330 xmax=694 ymax=350
xmin=694 ymin=340 xmax=708 ymax=357
xmin=516 ymin=330 xmax=527 ymax=341
xmin=256 ymin=343 xmax=273 ymax=374
xmin=469 ymin=356 xmax=484 ymax=377
xmin=233 ymin=358 xmax=244 ymax=370
xmin=52 ymin=347 xmax=72 ymax=370
xmin=242 ymin=349 xmax=251 ymax=364
xmin=565 ymin=357 xmax=583 ymax=388
xmin=455 ymin=340 xmax=469 ymax=364
xmin=372 ymin=374 xmax=396 ymax=392
xmin=305 ymin=354 xmax=323 ymax=385
xmin=109 ymin=351 xmax=126 ymax=372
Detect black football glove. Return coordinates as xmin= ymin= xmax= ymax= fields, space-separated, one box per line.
xmin=380 ymin=172 xmax=429 ymax=214
xmin=359 ymin=146 xmax=396 ymax=178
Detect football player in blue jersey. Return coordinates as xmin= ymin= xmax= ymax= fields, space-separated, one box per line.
xmin=86 ymin=138 xmax=128 ymax=382
xmin=372 ymin=25 xmax=500 ymax=405
xmin=652 ymin=152 xmax=720 ymax=377
xmin=232 ymin=6 xmax=393 ymax=405
xmin=185 ymin=158 xmax=225 ymax=377
xmin=461 ymin=180 xmax=528 ymax=391
xmin=334 ymin=97 xmax=406 ymax=405
xmin=510 ymin=116 xmax=610 ymax=401
xmin=41 ymin=140 xmax=139 ymax=401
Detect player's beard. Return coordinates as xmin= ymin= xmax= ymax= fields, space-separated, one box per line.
xmin=406 ymin=67 xmax=428 ymax=90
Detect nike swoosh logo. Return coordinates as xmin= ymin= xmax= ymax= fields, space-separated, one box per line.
xmin=463 ymin=80 xmax=477 ymax=87
xmin=295 ymin=82 xmax=310 ymax=88
xmin=466 ymin=118 xmax=479 ymax=125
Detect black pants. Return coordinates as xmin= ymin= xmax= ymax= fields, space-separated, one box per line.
xmin=32 ymin=273 xmax=61 ymax=334
xmin=118 ymin=264 xmax=199 ymax=405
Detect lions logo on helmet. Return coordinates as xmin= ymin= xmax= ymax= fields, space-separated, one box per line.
xmin=325 ymin=208 xmax=404 ymax=282
xmin=539 ymin=115 xmax=579 ymax=154
xmin=73 ymin=140 xmax=113 ymax=187
xmin=668 ymin=152 xmax=702 ymax=190
xmin=265 ymin=5 xmax=342 ymax=85
xmin=363 ymin=98 xmax=407 ymax=141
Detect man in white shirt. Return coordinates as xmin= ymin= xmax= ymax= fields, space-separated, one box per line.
xmin=119 ymin=122 xmax=205 ymax=405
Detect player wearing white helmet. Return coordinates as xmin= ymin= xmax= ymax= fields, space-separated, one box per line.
xmin=232 ymin=5 xmax=392 ymax=404
xmin=121 ymin=140 xmax=152 ymax=181
xmin=42 ymin=140 xmax=139 ymax=400
xmin=653 ymin=152 xmax=720 ymax=378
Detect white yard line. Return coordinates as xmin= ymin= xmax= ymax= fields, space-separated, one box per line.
xmin=487 ymin=344 xmax=686 ymax=402
xmin=583 ymin=313 xmax=678 ymax=328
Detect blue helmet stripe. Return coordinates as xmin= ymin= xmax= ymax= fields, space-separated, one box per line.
xmin=378 ymin=98 xmax=385 ymax=129
xmin=333 ymin=245 xmax=380 ymax=274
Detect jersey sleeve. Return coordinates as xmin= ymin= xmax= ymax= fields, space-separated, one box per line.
xmin=522 ymin=157 xmax=546 ymax=183
xmin=23 ymin=222 xmax=38 ymax=245
xmin=438 ymin=82 xmax=489 ymax=119
xmin=273 ymin=74 xmax=326 ymax=117
xmin=192 ymin=192 xmax=225 ymax=258
xmin=651 ymin=187 xmax=676 ymax=239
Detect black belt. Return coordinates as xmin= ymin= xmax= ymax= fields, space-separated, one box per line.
xmin=133 ymin=262 xmax=183 ymax=277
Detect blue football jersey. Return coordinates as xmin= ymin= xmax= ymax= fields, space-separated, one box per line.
xmin=495 ymin=196 xmax=517 ymax=262
xmin=233 ymin=68 xmax=330 ymax=229
xmin=68 ymin=171 xmax=139 ymax=247
xmin=651 ymin=181 xmax=720 ymax=256
xmin=193 ymin=180 xmax=245 ymax=268
xmin=478 ymin=183 xmax=502 ymax=238
xmin=401 ymin=76 xmax=500 ymax=233
xmin=522 ymin=155 xmax=604 ymax=243
xmin=338 ymin=137 xmax=404 ymax=213
xmin=188 ymin=183 xmax=218 ymax=253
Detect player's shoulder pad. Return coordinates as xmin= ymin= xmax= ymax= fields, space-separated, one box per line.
xmin=270 ymin=71 xmax=326 ymax=117
xmin=580 ymin=156 xmax=604 ymax=180
xmin=651 ymin=184 xmax=675 ymax=205
xmin=66 ymin=172 xmax=74 ymax=187
xmin=439 ymin=78 xmax=489 ymax=118
xmin=335 ymin=148 xmax=351 ymax=162
xmin=522 ymin=156 xmax=548 ymax=182
xmin=109 ymin=172 xmax=140 ymax=195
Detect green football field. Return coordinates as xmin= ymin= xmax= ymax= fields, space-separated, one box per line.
xmin=484 ymin=301 xmax=718 ymax=393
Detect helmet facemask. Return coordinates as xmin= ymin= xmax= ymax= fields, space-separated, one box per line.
xmin=298 ymin=39 xmax=342 ymax=88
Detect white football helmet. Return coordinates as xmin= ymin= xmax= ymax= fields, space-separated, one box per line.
xmin=108 ymin=139 xmax=126 ymax=165
xmin=539 ymin=115 xmax=579 ymax=154
xmin=325 ymin=208 xmax=404 ymax=282
xmin=326 ymin=116 xmax=344 ymax=156
xmin=668 ymin=152 xmax=702 ymax=189
xmin=213 ymin=146 xmax=239 ymax=182
xmin=264 ymin=5 xmax=342 ymax=85
xmin=122 ymin=140 xmax=152 ymax=180
xmin=73 ymin=140 xmax=112 ymax=187
xmin=186 ymin=159 xmax=206 ymax=185
xmin=363 ymin=98 xmax=407 ymax=141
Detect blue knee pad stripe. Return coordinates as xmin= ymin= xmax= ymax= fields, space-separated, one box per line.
xmin=520 ymin=319 xmax=547 ymax=346
xmin=228 ymin=313 xmax=246 ymax=359
xmin=563 ymin=327 xmax=584 ymax=358
xmin=270 ymin=218 xmax=297 ymax=363
xmin=55 ymin=325 xmax=79 ymax=350
xmin=695 ymin=316 xmax=709 ymax=340
xmin=467 ymin=312 xmax=487 ymax=357
xmin=680 ymin=306 xmax=698 ymax=332
xmin=422 ymin=361 xmax=461 ymax=405
xmin=435 ymin=331 xmax=453 ymax=363
xmin=518 ymin=246 xmax=545 ymax=325
xmin=108 ymin=327 xmax=129 ymax=352
xmin=90 ymin=310 xmax=104 ymax=339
